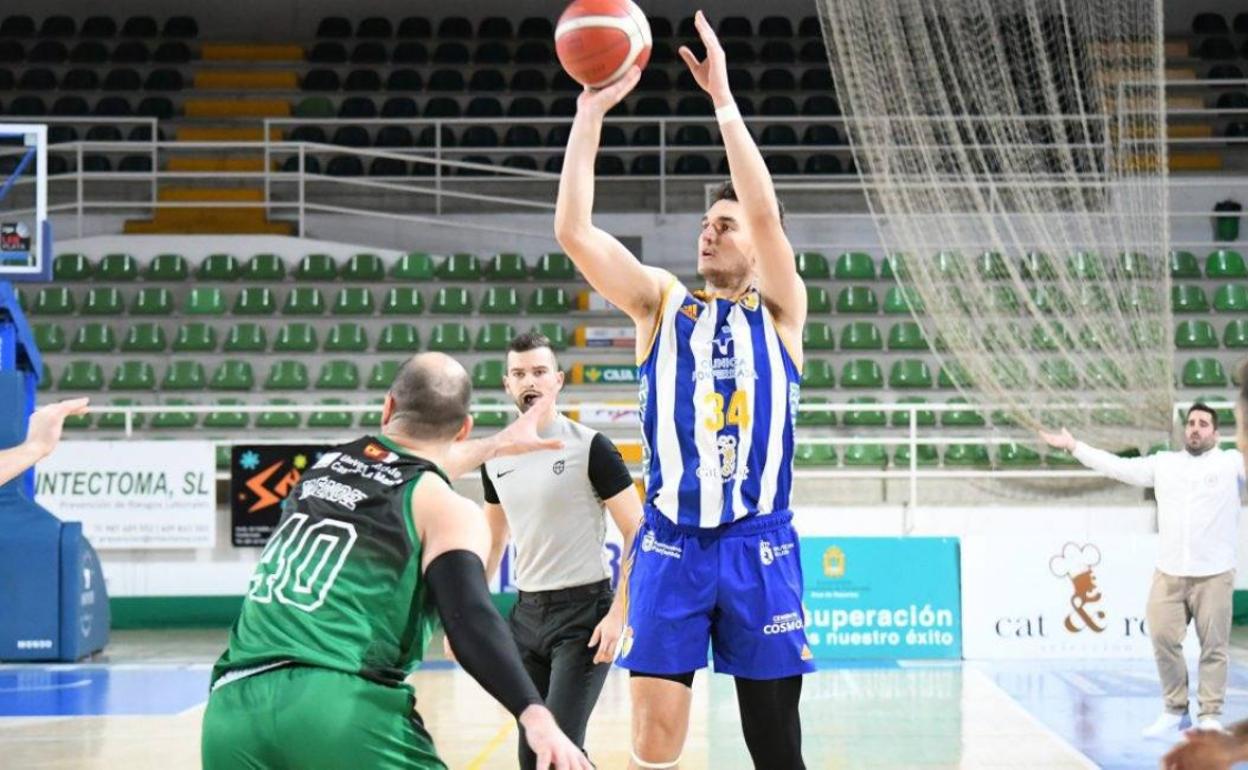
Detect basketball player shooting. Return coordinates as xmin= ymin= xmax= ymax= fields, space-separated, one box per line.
xmin=554 ymin=10 xmax=811 ymax=770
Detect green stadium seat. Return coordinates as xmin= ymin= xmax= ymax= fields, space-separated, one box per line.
xmin=146 ymin=253 xmax=188 ymax=281
xmin=359 ymin=410 xmax=383 ymax=427
xmin=1132 ymin=319 xmax=1167 ymax=347
xmin=198 ymin=253 xmax=241 ymax=281
xmin=111 ymin=360 xmax=156 ymax=391
xmin=841 ymin=359 xmax=883 ymax=388
xmin=432 ymin=287 xmax=473 ymax=314
xmin=369 ymin=361 xmax=403 ymax=389
xmin=1029 ymin=286 xmax=1073 ymax=315
xmin=884 ymin=286 xmax=923 ymax=314
xmin=887 ymin=322 xmax=928 ymax=351
xmin=891 ymin=396 xmax=936 ymax=427
xmin=933 ymin=251 xmax=967 ymax=279
xmin=1207 ymin=249 xmax=1247 ymax=278
xmin=82 ymin=287 xmax=124 ymax=316
xmin=978 ymin=251 xmax=1008 ymax=279
xmin=1200 ymin=397 xmax=1236 ymax=426
xmin=1040 ymin=360 xmax=1079 ymax=389
xmin=795 ymin=251 xmax=829 ymax=280
xmin=130 ymin=287 xmax=173 ymax=316
xmin=531 ymin=323 xmax=569 ymax=350
xmin=95 ymin=399 xmax=142 ymax=430
xmin=32 ymin=322 xmax=65 ymax=352
xmin=437 ymin=253 xmax=482 ymax=280
xmin=392 ymin=252 xmax=435 ymax=280
xmin=122 ymin=323 xmax=167 ymax=352
xmin=802 ymin=321 xmax=834 ymax=350
xmin=382 ymin=287 xmax=424 ymax=315
xmin=944 ymin=444 xmax=991 ymax=467
xmin=879 ymin=253 xmax=908 ymax=280
xmin=296 ymin=253 xmax=339 ymax=281
xmin=472 ymin=397 xmax=511 ymax=428
xmin=1172 ymin=285 xmax=1209 ymax=313
xmin=233 ymin=287 xmax=276 ymax=315
xmin=295 ymin=97 xmax=335 ymax=118
xmin=151 ymin=399 xmax=197 ymax=430
xmin=836 ymin=286 xmax=878 ymax=314
xmin=486 ymin=252 xmax=529 ymax=281
xmin=1170 ymin=250 xmax=1201 ymax=278
xmin=533 ymin=252 xmax=576 ymax=280
xmin=1092 ymin=407 xmax=1132 ymax=426
xmin=284 ymin=287 xmax=326 ymax=315
xmin=1046 ymin=450 xmax=1081 ymax=466
xmin=997 ymin=443 xmax=1041 ymax=467
xmin=97 ymin=253 xmax=139 ymax=281
xmin=938 ymin=363 xmax=972 ymax=388
xmin=211 ymin=360 xmax=255 ymax=391
xmin=472 ymin=360 xmax=506 ymax=389
xmin=216 ymin=447 xmax=232 ymax=470
xmin=257 ymin=399 xmax=302 ymax=429
xmin=1214 ymin=284 xmax=1248 ymax=312
xmin=309 ymin=399 xmax=355 ymax=429
xmin=1182 ymin=357 xmax=1228 ymax=387
xmin=325 ymin=322 xmax=368 ymax=352
xmin=224 ymin=323 xmax=267 ymax=352
xmin=802 ymin=358 xmax=835 ymax=388
xmin=333 ymin=287 xmax=375 ymax=315
xmin=476 ymin=322 xmax=517 ymax=351
xmin=1118 ymin=251 xmax=1159 ymax=279
xmin=1031 ymin=323 xmax=1072 ymax=351
xmin=70 ymin=323 xmax=116 ymax=352
xmin=895 ymin=444 xmax=939 ymax=466
xmin=989 ymin=286 xmax=1019 ymax=313
xmin=53 ymin=253 xmax=92 ymax=281
xmin=834 ymin=252 xmax=875 ymax=280
xmin=317 ymin=360 xmax=360 ymax=390
xmin=1067 ymin=251 xmax=1103 ymax=280
xmin=1078 ymin=285 xmax=1112 ymax=312
xmin=274 ymin=323 xmax=319 ymax=352
xmin=172 ymin=323 xmax=216 ymax=352
xmin=794 ymin=443 xmax=837 ymax=466
xmin=266 ymin=361 xmax=310 ymax=390
xmin=806 ymin=286 xmax=831 ymax=314
xmin=1175 ymin=320 xmax=1219 ymax=349
xmin=162 ymin=360 xmax=206 ymax=391
xmin=842 ymin=397 xmax=886 ymax=426
xmin=203 ymin=400 xmax=249 ymax=429
xmin=839 ymin=321 xmax=881 ymax=350
xmin=941 ymin=398 xmax=984 ymax=427
xmin=481 ymin=287 xmax=522 ymax=315
xmin=1118 ymin=285 xmax=1162 ymax=313
xmin=529 ymin=287 xmax=570 ymax=314
xmin=34 ymin=287 xmax=75 ymax=315
xmin=243 ymin=253 xmax=286 ymax=281
xmin=342 ymin=253 xmax=385 ymax=282
xmin=183 ymin=287 xmax=225 ymax=316
xmin=795 ymin=395 xmax=835 ymax=426
xmin=1225 ymin=319 xmax=1248 ymax=348
xmin=889 ymin=359 xmax=933 ymax=389
xmin=993 ymin=358 xmax=1031 ymax=389
xmin=377 ymin=323 xmax=421 ymax=352
xmin=844 ymin=443 xmax=888 ymax=467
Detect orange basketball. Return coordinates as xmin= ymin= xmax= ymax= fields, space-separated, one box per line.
xmin=554 ymin=0 xmax=651 ymax=90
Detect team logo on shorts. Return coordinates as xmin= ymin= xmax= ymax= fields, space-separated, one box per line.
xmin=620 ymin=626 xmax=635 ymax=658
xmin=760 ymin=540 xmax=775 ymax=566
xmin=641 ymin=530 xmax=682 ymax=559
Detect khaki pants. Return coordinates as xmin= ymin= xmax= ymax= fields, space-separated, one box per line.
xmin=1145 ymin=569 xmax=1234 ymax=718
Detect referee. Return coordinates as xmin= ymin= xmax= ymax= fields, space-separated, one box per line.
xmin=478 ymin=332 xmax=642 ymax=770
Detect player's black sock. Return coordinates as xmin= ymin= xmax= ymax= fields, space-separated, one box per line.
xmin=734 ymin=675 xmax=805 ymax=770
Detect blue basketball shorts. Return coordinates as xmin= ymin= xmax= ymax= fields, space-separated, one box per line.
xmin=617 ymin=507 xmax=815 ymax=680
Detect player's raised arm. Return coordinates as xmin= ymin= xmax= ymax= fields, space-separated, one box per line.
xmin=681 ymin=10 xmax=806 ymax=330
xmin=554 ymin=66 xmax=668 ymax=325
xmin=0 ymin=397 xmax=89 ymax=486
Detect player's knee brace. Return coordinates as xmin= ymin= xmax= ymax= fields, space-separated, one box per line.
xmin=630 ymin=749 xmax=681 ymax=769
xmin=735 ymin=675 xmax=805 ymax=770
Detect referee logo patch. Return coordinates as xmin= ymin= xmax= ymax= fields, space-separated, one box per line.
xmin=552 ymin=459 xmax=565 ymax=475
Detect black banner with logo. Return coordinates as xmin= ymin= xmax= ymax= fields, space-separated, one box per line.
xmin=230 ymin=444 xmax=331 ymax=547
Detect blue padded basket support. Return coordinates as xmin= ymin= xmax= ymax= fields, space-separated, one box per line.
xmin=59 ymin=522 xmax=109 ymax=660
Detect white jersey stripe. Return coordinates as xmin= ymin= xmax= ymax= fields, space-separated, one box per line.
xmin=728 ymin=303 xmax=756 ymax=520
xmin=757 ymin=305 xmax=788 ymax=513
xmin=692 ymin=297 xmax=724 ymax=528
xmin=651 ymin=286 xmax=687 ymax=520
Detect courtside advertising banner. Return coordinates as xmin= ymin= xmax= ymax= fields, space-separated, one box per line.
xmin=961 ymin=535 xmax=1201 ymax=659
xmin=800 ymin=537 xmax=962 ymax=660
xmin=34 ymin=441 xmax=215 ymax=548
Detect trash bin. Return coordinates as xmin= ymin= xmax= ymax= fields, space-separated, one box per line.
xmin=1215 ymin=198 xmax=1242 ymax=241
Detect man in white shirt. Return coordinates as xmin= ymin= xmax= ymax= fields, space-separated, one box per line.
xmin=1041 ymin=403 xmax=1243 ymax=739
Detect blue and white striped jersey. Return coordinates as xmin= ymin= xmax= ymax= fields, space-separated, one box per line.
xmin=638 ymin=279 xmax=801 ymax=529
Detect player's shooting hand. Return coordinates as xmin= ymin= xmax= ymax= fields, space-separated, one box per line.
xmin=494 ymin=393 xmax=564 ymax=457
xmin=678 ymin=10 xmax=732 ymax=106
xmin=519 ymin=705 xmax=593 ymax=770
xmin=576 ymin=66 xmax=641 ymax=118
xmin=1037 ymin=427 xmax=1075 ymax=453
xmin=1161 ymin=729 xmax=1246 ymax=770
xmin=588 ymin=601 xmax=626 ymax=664
xmin=26 ymin=397 xmax=89 ymax=458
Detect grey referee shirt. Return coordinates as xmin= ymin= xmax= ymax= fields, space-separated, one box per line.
xmin=481 ymin=415 xmax=634 ymax=593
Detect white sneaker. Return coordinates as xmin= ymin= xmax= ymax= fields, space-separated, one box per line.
xmin=1141 ymin=712 xmax=1192 ymax=738
xmin=1197 ymin=717 xmax=1225 ymax=732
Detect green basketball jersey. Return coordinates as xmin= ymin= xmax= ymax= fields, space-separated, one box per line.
xmin=212 ymin=436 xmax=448 ymax=688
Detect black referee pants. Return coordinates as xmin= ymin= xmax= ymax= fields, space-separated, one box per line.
xmin=509 ymin=579 xmax=613 ymax=770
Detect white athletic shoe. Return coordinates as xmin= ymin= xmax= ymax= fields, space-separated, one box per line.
xmin=1197 ymin=717 xmax=1225 ymax=733
xmin=1141 ymin=712 xmax=1192 ymax=739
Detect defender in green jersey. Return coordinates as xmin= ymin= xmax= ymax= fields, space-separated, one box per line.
xmin=202 ymin=353 xmax=593 ymax=770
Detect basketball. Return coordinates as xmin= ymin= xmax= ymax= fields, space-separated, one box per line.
xmin=554 ymin=0 xmax=652 ymax=90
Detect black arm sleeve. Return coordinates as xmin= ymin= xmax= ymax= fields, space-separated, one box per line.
xmin=588 ymin=432 xmax=634 ymax=500
xmin=425 ymin=549 xmax=542 ymax=718
xmin=480 ymin=465 xmax=500 ymax=504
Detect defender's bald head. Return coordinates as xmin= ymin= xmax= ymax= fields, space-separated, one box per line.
xmin=385 ymin=352 xmax=472 ymax=441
